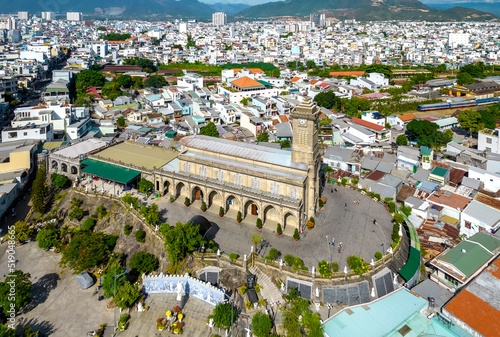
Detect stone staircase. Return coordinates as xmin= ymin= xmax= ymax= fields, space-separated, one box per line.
xmin=249 ymin=266 xmax=283 ymax=306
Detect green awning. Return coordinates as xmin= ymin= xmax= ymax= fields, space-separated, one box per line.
xmin=398 ymin=246 xmax=421 ymax=282
xmin=81 ymin=159 xmax=140 ymax=184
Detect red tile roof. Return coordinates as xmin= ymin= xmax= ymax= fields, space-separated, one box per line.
xmin=230 ymin=76 xmax=264 ymax=89
xmin=290 ymin=76 xmax=301 ymax=83
xmin=427 ymin=192 xmax=471 ymax=210
xmin=399 ymin=114 xmax=417 ymax=122
xmin=351 ymin=117 xmax=384 ymax=131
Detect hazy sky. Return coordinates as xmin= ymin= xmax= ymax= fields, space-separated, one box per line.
xmin=200 ymin=0 xmax=283 ymax=5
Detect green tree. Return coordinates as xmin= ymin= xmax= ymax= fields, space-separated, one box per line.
xmin=81 ymin=218 xmax=96 ymax=231
xmin=114 ymin=281 xmax=141 ymax=309
xmin=138 ymin=178 xmax=154 ymax=194
xmin=306 ymin=60 xmax=317 ymax=69
xmin=75 ymin=70 xmax=105 ymax=92
xmin=459 ymin=109 xmax=482 ymax=133
xmin=144 ymin=75 xmax=167 ymax=88
xmin=302 ymin=310 xmax=324 ymax=337
xmin=314 ymin=91 xmax=341 ymax=110
xmin=139 ymin=203 xmax=160 ymax=225
xmin=101 ymin=81 xmax=122 ymax=100
xmin=163 ymin=221 xmax=204 ymax=264
xmin=59 ymin=231 xmax=117 ymax=273
xmin=459 ymin=64 xmax=486 ymax=79
xmin=212 ymin=302 xmax=237 ymax=328
xmin=32 ymin=160 xmax=48 ymax=213
xmin=199 ymin=122 xmax=219 ymax=137
xmin=116 ymin=116 xmax=126 ymax=127
xmin=257 ymin=131 xmax=269 ymax=142
xmin=14 ymin=221 xmax=33 ymax=243
xmin=265 ymin=248 xmax=279 ymax=261
xmin=293 ymin=228 xmax=300 ymax=241
xmin=129 ymin=251 xmax=158 ymax=274
xmin=457 ymin=72 xmax=476 ymax=85
xmin=251 ymin=312 xmax=273 ymax=337
xmin=102 ymin=264 xmax=126 ymax=298
xmin=0 ymin=324 xmax=15 ymax=337
xmin=51 ymin=173 xmax=68 ymax=188
xmin=20 ymin=325 xmax=39 ymax=337
xmin=0 ymin=270 xmax=32 ymax=315
xmin=36 ymin=227 xmax=60 ymax=249
xmin=132 ymin=77 xmax=144 ymax=89
xmin=135 ymin=229 xmax=146 ymax=243
xmin=279 ymin=139 xmax=291 ymax=148
xmin=117 ymin=74 xmax=133 ymax=88
xmin=396 ymin=134 xmax=408 ymax=146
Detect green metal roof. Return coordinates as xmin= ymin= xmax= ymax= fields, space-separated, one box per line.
xmin=257 ymin=80 xmax=273 ymax=86
xmin=439 ymin=234 xmax=500 ymax=278
xmin=81 ymin=158 xmax=140 ymax=184
xmin=44 ymin=87 xmax=69 ymax=93
xmin=399 ymin=246 xmax=421 ymax=282
xmin=469 ymin=232 xmax=500 ymax=252
xmin=420 ymin=146 xmax=432 ymax=156
xmin=430 ymin=166 xmax=448 ymax=177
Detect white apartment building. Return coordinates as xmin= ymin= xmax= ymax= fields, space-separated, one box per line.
xmin=89 ymin=41 xmax=108 ymax=58
xmin=41 ymin=12 xmax=56 ymax=20
xmin=0 ymin=17 xmax=16 ymax=30
xmin=67 ymin=12 xmax=83 ymax=22
xmin=478 ymin=129 xmax=500 ymax=154
xmin=448 ymin=32 xmax=470 ymax=48
xmin=2 ymin=123 xmax=54 ymax=143
xmin=212 ymin=12 xmax=227 ymax=26
xmin=17 ymin=11 xmax=28 ymax=21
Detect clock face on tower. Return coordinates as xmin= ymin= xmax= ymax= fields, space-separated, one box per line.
xmin=299 ymin=119 xmax=306 ymax=126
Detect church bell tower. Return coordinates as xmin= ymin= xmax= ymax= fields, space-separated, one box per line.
xmin=290 ymin=99 xmax=321 ymax=219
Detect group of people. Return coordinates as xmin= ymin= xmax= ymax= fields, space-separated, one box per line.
xmin=330 ymin=237 xmax=343 ymax=253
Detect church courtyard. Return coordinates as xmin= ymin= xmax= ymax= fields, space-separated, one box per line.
xmin=154 ymin=182 xmax=394 ymax=271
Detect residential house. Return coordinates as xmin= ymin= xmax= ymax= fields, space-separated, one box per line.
xmin=396 ymin=146 xmax=420 ymax=172
xmin=469 ymin=166 xmax=500 ymax=192
xmin=430 ymin=232 xmax=500 ymax=291
xmin=429 ymin=166 xmax=450 ymax=185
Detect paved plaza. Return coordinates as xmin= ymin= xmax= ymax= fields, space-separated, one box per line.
xmin=154 ymin=183 xmax=394 ymax=271
xmin=0 ymin=242 xmax=114 ymax=336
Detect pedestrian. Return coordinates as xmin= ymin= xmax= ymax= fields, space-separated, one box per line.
xmin=338 ymin=246 xmax=341 ymax=253
xmin=335 ymin=188 xmax=338 ymax=192
xmin=373 ymin=219 xmax=377 ymax=225
xmin=332 ymin=237 xmax=335 ymax=246
xmin=345 ymin=202 xmax=347 ymax=208
xmin=331 ymin=188 xmax=333 ymax=193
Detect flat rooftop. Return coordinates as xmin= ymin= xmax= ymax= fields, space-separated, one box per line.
xmin=94 ymin=141 xmax=178 ymax=170
xmin=53 ymin=139 xmax=107 ymax=159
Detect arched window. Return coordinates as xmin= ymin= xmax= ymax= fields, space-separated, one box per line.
xmin=252 ymin=177 xmax=260 ymax=190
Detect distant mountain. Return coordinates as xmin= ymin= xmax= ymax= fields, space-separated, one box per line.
xmin=235 ymin=0 xmax=498 ymax=21
xmin=206 ymin=2 xmax=251 ymax=15
xmin=425 ymin=2 xmax=500 ymax=17
xmin=2 ymin=0 xmax=216 ymax=19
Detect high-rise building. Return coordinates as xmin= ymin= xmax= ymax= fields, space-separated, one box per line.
xmin=310 ymin=13 xmax=326 ymax=28
xmin=17 ymin=11 xmax=29 ymax=21
xmin=67 ymin=12 xmax=83 ymax=22
xmin=41 ymin=12 xmax=56 ymax=21
xmin=212 ymin=12 xmax=227 ymax=26
xmin=0 ymin=17 xmax=16 ymax=31
xmin=179 ymin=22 xmax=188 ymax=34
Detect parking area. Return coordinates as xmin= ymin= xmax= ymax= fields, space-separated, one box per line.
xmin=0 ymin=242 xmax=114 ymax=336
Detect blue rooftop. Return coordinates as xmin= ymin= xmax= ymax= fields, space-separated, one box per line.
xmin=323 ymin=288 xmax=427 ymax=337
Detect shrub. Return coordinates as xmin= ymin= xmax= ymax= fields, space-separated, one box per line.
xmin=229 ymin=253 xmax=238 ymax=262
xmin=346 ymin=255 xmax=369 ymax=276
xmin=393 ymin=213 xmax=404 ymax=225
xmin=119 ymin=313 xmax=129 ymax=323
xmin=245 ymin=301 xmax=252 ymax=309
xmin=331 ymin=262 xmax=339 ymax=272
xmin=254 ymin=284 xmax=262 ymax=293
xmin=306 ymin=221 xmax=314 ymax=229
xmin=237 ymin=211 xmax=242 ymax=223
xmin=341 ymin=178 xmax=347 ymax=186
xmin=184 ymin=197 xmax=190 ymax=207
xmin=51 ymin=173 xmax=68 ymax=188
xmin=276 ymin=223 xmax=282 ymax=235
xmin=130 ymin=251 xmax=158 ymax=274
xmin=256 ymin=218 xmax=262 ymax=229
xmin=219 ymin=207 xmax=224 ymax=217
xmin=266 ymin=248 xmax=279 ymax=261
xmin=124 ymin=224 xmax=133 ymax=236
xmin=201 ymin=201 xmax=207 ymax=212
xmin=309 ymin=217 xmax=315 ymax=224
xmin=240 ymin=285 xmax=247 ymax=295
xmin=36 ymin=228 xmax=60 ymax=249
xmin=400 ymin=204 xmax=412 ymax=216
xmin=375 ymin=251 xmax=383 ymax=260
xmin=96 ymin=205 xmax=108 ymax=219
xmin=388 ymin=202 xmax=396 ymax=213
xmin=293 ymin=228 xmax=300 ymax=241
xmin=135 ymin=229 xmax=146 ymax=243
xmin=374 ymin=193 xmax=381 ymax=201
xmin=318 ymin=260 xmax=332 ymax=277
xmin=258 ymin=299 xmax=266 ymax=307
xmin=392 ymin=223 xmax=400 ymax=243
xmin=292 ymin=257 xmax=304 ymax=272
xmin=284 ymin=254 xmax=294 ymax=266
xmin=68 ymin=206 xmax=84 ymax=220
xmin=352 ymin=179 xmax=359 ymax=186
xmin=81 ymin=218 xmax=96 ymax=231
xmin=122 ymin=193 xmax=139 ymax=209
